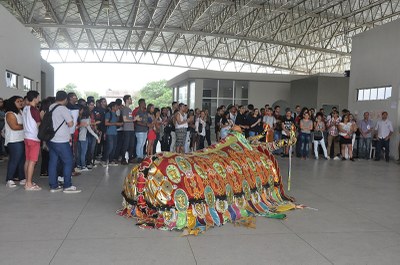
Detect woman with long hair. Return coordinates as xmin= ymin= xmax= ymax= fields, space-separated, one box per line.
xmin=338 ymin=114 xmax=355 ymax=161
xmin=313 ymin=112 xmax=329 ymax=159
xmin=4 ymin=96 xmax=25 ymax=188
xmin=299 ymin=111 xmax=313 ymax=159
xmin=146 ymin=104 xmax=156 ymax=156
xmin=220 ymin=111 xmax=233 ymax=139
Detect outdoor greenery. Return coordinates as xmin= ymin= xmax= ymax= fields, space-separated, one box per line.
xmin=134 ymin=80 xmax=172 ymax=108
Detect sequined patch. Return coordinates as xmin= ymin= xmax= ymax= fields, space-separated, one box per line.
xmin=166 ymin=164 xmax=181 ymax=184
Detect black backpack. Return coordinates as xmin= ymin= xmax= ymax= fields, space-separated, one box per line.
xmin=38 ymin=104 xmax=63 ymax=141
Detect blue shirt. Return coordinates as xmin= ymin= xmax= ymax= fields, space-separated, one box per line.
xmin=105 ymin=111 xmax=118 ymax=135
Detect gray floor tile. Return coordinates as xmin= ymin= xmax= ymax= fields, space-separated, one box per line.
xmin=50 ymin=237 xmax=196 ymax=265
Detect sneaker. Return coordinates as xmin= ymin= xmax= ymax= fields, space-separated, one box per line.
xmin=94 ymin=159 xmax=102 ymax=164
xmin=63 ymin=186 xmax=81 ymax=194
xmin=341 ymin=157 xmax=346 ymax=161
xmin=109 ymin=161 xmax=119 ymax=166
xmin=50 ymin=186 xmax=63 ymax=193
xmin=80 ymin=167 xmax=90 ymax=172
xmin=87 ymin=164 xmax=97 ymax=169
xmin=19 ymin=179 xmax=26 ymax=185
xmin=101 ymin=161 xmax=108 ymax=167
xmin=74 ymin=167 xmax=82 ymax=172
xmin=315 ymin=156 xmax=319 ymax=160
xmin=325 ymin=157 xmax=330 ymax=160
xmin=333 ymin=156 xmax=340 ymax=161
xmin=6 ymin=180 xmax=17 ymax=188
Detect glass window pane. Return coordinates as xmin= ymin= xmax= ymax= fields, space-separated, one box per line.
xmin=6 ymin=71 xmax=18 ymax=89
xmin=234 ymin=99 xmax=248 ymax=106
xmin=219 ymin=80 xmax=233 ymax=98
xmin=202 ymin=99 xmax=217 ymax=116
xmin=173 ymin=87 xmax=178 ymax=101
xmin=235 ymin=81 xmax=249 ymax=99
xmin=377 ymin=87 xmax=385 ymax=100
xmin=357 ymin=90 xmax=364 ymax=101
xmin=203 ymin=79 xmax=218 ymax=97
xmin=218 ymin=99 xmax=234 ymax=110
xmin=370 ymin=88 xmax=377 ymax=100
xmin=23 ymin=78 xmax=32 ymax=92
xmin=385 ymin=87 xmax=392 ymax=99
xmin=363 ymin=89 xmax=370 ymax=100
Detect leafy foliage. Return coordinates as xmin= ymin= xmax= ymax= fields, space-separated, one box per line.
xmin=134 ymin=80 xmax=172 ymax=108
xmin=58 ymin=83 xmax=85 ymax=99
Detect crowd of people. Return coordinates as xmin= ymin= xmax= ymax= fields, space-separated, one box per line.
xmin=0 ymin=92 xmax=396 ymax=193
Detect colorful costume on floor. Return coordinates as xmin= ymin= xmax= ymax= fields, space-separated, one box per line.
xmin=118 ymin=126 xmax=297 ymax=233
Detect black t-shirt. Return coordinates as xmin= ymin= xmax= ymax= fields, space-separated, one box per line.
xmin=248 ymin=115 xmax=263 ymax=133
xmin=235 ymin=113 xmax=247 ymax=127
xmin=282 ymin=116 xmax=294 ymax=136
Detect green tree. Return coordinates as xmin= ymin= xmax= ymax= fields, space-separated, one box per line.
xmin=136 ymin=80 xmax=172 ymax=108
xmin=58 ymin=83 xmax=85 ymax=99
xmin=84 ymin=90 xmax=100 ymax=100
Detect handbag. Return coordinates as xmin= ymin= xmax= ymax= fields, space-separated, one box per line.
xmin=314 ymin=131 xmax=323 ymax=141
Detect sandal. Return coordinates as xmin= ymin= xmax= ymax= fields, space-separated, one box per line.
xmin=25 ymin=184 xmax=42 ymax=191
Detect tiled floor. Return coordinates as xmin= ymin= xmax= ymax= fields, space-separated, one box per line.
xmin=1 ymin=157 xmax=400 ymax=265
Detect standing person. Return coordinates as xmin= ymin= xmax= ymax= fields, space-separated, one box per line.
xmin=94 ymin=98 xmax=107 ymax=160
xmin=248 ymin=108 xmax=262 ymax=137
xmin=146 ymin=104 xmax=156 ymax=156
xmin=313 ymin=112 xmax=329 ymax=159
xmin=48 ymin=91 xmax=81 ymax=193
xmin=152 ymin=108 xmax=162 ymax=154
xmin=204 ymin=109 xmax=212 ymax=146
xmin=175 ymin=103 xmax=190 ymax=153
xmin=169 ymin=102 xmax=178 ymax=152
xmin=4 ymin=96 xmax=25 ymax=187
xmin=39 ymin=97 xmax=55 ymax=176
xmin=358 ymin=112 xmax=373 ymax=159
xmin=66 ymin=93 xmax=80 ymax=170
xmin=113 ymin=99 xmax=124 ymax=162
xmin=134 ymin=99 xmax=148 ymax=162
xmin=86 ymin=100 xmax=100 ymax=168
xmin=22 ymin=91 xmax=41 ymax=191
xmin=120 ymin=95 xmax=136 ymax=164
xmin=374 ymin=111 xmax=393 ymax=162
xmin=235 ymin=105 xmax=249 ymax=134
xmin=103 ymin=102 xmax=123 ymax=166
xmin=160 ymin=107 xmax=171 ymax=152
xmin=281 ymin=110 xmax=295 ymax=157
xmin=338 ymin=114 xmax=355 ymax=161
xmin=214 ymin=106 xmax=224 ymax=142
xmin=220 ymin=111 xmax=233 ymax=139
xmin=273 ymin=106 xmax=283 ymax=154
xmin=326 ymin=111 xmax=341 ymax=159
xmin=0 ymin=97 xmax=5 ymax=160
xmin=196 ymin=110 xmax=206 ymax=150
xmin=299 ymin=111 xmax=313 ymax=159
xmin=77 ymin=106 xmax=100 ymax=171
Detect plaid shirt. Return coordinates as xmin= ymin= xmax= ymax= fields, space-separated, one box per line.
xmin=327 ymin=117 xmax=340 ymax=136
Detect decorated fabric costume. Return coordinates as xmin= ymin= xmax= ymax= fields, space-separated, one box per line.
xmin=118 ymin=126 xmax=297 ymax=232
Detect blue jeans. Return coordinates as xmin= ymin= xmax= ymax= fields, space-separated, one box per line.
xmin=360 ymin=137 xmax=371 ymax=159
xmin=48 ymin=142 xmax=73 ymax=189
xmin=78 ymin=140 xmax=88 ymax=168
xmin=86 ymin=134 xmax=97 ymax=165
xmin=273 ymin=130 xmax=282 ymax=154
xmin=135 ymin=132 xmax=147 ymax=159
xmin=249 ymin=131 xmax=256 ymax=137
xmin=121 ymin=131 xmax=136 ymax=160
xmin=6 ymin=141 xmax=25 ymax=181
xmin=300 ymin=133 xmax=311 ymax=157
xmin=105 ymin=134 xmax=117 ymax=162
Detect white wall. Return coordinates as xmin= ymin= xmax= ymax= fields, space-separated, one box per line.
xmin=249 ymin=81 xmax=291 ymax=110
xmin=0 ymin=4 xmax=42 ymax=99
xmin=349 ymin=18 xmax=400 ymax=159
xmin=41 ymin=59 xmax=55 ymax=98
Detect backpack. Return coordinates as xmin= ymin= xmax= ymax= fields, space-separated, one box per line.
xmin=38 ymin=104 xmax=63 ymax=141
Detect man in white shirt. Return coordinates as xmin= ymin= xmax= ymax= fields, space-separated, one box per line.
xmin=374 ymin=111 xmax=393 ymax=162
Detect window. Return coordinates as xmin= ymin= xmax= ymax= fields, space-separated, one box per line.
xmin=203 ymin=79 xmax=218 ymax=97
xmin=189 ymin=81 xmax=195 ymax=110
xmin=219 ymin=80 xmax=233 ymax=98
xmin=235 ymin=81 xmax=249 ymax=99
xmin=357 ymin=86 xmax=392 ymax=101
xmin=5 ymin=70 xmax=18 ymax=89
xmin=178 ymin=85 xmax=188 ymax=104
xmin=23 ymin=77 xmax=33 ymax=91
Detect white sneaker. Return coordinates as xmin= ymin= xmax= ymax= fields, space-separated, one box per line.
xmin=74 ymin=167 xmax=82 ymax=172
xmin=63 ymin=185 xmax=81 ymax=194
xmin=19 ymin=179 xmax=26 ymax=185
xmin=109 ymin=162 xmax=118 ymax=167
xmin=6 ymin=180 xmax=17 ymax=188
xmin=80 ymin=167 xmax=90 ymax=172
xmin=333 ymin=156 xmax=340 ymax=161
